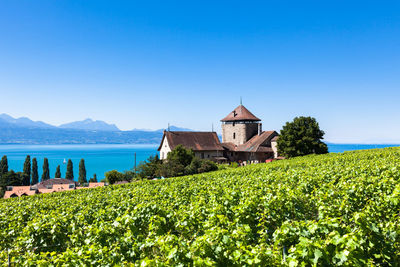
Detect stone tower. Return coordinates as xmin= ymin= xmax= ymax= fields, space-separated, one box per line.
xmin=221 ymin=105 xmax=262 ymax=146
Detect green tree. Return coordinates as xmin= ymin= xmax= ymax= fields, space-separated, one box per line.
xmin=0 ymin=156 xmax=8 ymax=176
xmin=78 ymin=159 xmax=87 ymax=184
xmin=66 ymin=159 xmax=73 ymax=180
xmin=23 ymin=155 xmax=31 ymax=185
xmin=31 ymin=158 xmax=39 ymax=185
xmin=41 ymin=158 xmax=50 ymax=181
xmin=105 ymin=170 xmax=125 ymax=184
xmin=136 ymin=155 xmax=162 ymax=179
xmin=167 ymin=144 xmax=194 ymax=166
xmin=89 ymin=174 xmax=98 ymax=183
xmin=277 ymin=116 xmax=328 ymax=158
xmin=55 ymin=165 xmax=61 ymax=178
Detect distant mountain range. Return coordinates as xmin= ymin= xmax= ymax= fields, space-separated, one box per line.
xmin=0 ymin=114 xmax=192 ymax=145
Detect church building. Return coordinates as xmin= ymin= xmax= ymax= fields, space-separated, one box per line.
xmin=158 ymin=104 xmax=279 ymax=163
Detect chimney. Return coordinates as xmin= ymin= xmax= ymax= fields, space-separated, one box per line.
xmin=258 ymin=123 xmax=262 ymax=135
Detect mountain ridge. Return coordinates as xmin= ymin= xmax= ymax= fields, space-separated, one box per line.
xmin=0 ymin=113 xmax=194 ymax=144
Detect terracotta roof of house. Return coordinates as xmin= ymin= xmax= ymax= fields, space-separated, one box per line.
xmin=236 ymin=131 xmax=278 ymax=152
xmin=158 ymin=131 xmax=224 ymax=151
xmin=221 ymin=105 xmax=261 ymax=122
xmin=88 ymin=182 xmax=106 ymax=188
xmin=221 ymin=142 xmax=236 ymax=151
xmin=36 ymin=178 xmax=78 ymax=189
xmin=3 ymin=186 xmax=38 ymax=199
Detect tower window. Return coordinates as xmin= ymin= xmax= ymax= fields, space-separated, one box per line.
xmin=233 ymin=133 xmax=236 ymax=139
xmin=233 ymin=122 xmax=235 ymax=126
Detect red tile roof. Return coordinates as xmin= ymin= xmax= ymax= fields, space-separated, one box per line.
xmin=221 ymin=105 xmax=261 ymax=122
xmin=158 ymin=131 xmax=224 ymax=151
xmin=36 ymin=178 xmax=78 ymax=189
xmin=236 ymin=131 xmax=278 ymax=152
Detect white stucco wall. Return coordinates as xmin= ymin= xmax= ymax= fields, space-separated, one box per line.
xmin=159 ymin=137 xmax=172 ymax=160
xmin=271 ymin=141 xmax=278 ymax=158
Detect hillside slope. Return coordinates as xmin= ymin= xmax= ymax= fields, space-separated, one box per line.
xmin=1 ymin=148 xmax=400 ymax=265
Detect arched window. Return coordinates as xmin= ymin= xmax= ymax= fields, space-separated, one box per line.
xmin=233 ymin=133 xmax=236 ymax=139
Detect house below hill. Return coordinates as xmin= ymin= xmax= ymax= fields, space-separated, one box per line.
xmin=3 ymin=178 xmax=105 ymax=199
xmin=158 ymin=104 xmax=279 ymax=163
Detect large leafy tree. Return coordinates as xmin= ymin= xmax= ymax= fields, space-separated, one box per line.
xmin=31 ymin=158 xmax=39 ymax=185
xmin=167 ymin=144 xmax=194 ymax=166
xmin=277 ymin=116 xmax=328 ymax=158
xmin=23 ymin=155 xmax=31 ymax=186
xmin=41 ymin=158 xmax=50 ymax=181
xmin=66 ymin=159 xmax=74 ymax=180
xmin=55 ymin=165 xmax=61 ymax=178
xmin=105 ymin=170 xmax=125 ymax=184
xmin=78 ymin=159 xmax=87 ymax=184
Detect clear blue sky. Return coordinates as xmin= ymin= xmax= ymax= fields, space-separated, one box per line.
xmin=0 ymin=1 xmax=399 ymax=143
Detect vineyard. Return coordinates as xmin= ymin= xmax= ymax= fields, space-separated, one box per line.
xmin=1 ymin=148 xmax=400 ymax=265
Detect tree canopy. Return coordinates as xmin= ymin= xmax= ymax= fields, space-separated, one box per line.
xmin=78 ymin=159 xmax=87 ymax=184
xmin=55 ymin=165 xmax=61 ymax=178
xmin=23 ymin=155 xmax=31 ymax=186
xmin=41 ymin=158 xmax=50 ymax=181
xmin=31 ymin=158 xmax=39 ymax=185
xmin=277 ymin=116 xmax=328 ymax=158
xmin=66 ymin=159 xmax=73 ymax=180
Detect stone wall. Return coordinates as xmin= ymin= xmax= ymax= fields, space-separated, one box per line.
xmin=222 ymin=122 xmax=260 ymax=146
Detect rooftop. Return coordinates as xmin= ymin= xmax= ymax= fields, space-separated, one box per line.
xmin=221 ymin=105 xmax=261 ymax=122
xmin=158 ymin=131 xmax=224 ymax=151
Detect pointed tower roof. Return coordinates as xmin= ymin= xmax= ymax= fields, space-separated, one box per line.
xmin=221 ymin=105 xmax=261 ymax=122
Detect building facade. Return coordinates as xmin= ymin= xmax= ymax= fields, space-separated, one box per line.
xmin=158 ymin=104 xmax=279 ymax=163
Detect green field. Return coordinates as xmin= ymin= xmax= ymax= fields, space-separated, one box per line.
xmin=1 ymin=148 xmax=400 ymax=266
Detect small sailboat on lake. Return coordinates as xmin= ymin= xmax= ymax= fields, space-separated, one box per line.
xmin=63 ymin=158 xmax=67 ymax=164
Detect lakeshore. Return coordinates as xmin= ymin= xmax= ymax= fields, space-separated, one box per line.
xmin=0 ymin=143 xmax=398 ymax=180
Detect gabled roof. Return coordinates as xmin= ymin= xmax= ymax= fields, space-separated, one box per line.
xmin=236 ymin=131 xmax=278 ymax=152
xmin=221 ymin=105 xmax=261 ymax=122
xmin=36 ymin=178 xmax=78 ymax=189
xmin=158 ymin=131 xmax=224 ymax=151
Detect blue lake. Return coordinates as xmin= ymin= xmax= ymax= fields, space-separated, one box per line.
xmin=0 ymin=144 xmax=158 ymax=180
xmin=0 ymin=143 xmax=399 ymax=181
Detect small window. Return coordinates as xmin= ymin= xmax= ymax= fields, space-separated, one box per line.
xmin=207 ymin=154 xmax=210 ymax=158
xmin=201 ymin=153 xmax=204 ymax=159
xmin=233 ymin=133 xmax=236 ymax=139
xmin=233 ymin=122 xmax=235 ymax=126
xmin=162 ymin=152 xmax=165 ymax=159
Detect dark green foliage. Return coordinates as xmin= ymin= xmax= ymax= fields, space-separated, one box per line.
xmin=198 ymin=160 xmax=218 ymax=173
xmin=41 ymin=158 xmax=50 ymax=181
xmin=184 ymin=157 xmax=202 ymax=175
xmin=31 ymin=158 xmax=39 ymax=185
xmin=78 ymin=159 xmax=87 ymax=184
xmin=137 ymin=146 xmax=219 ymax=179
xmin=157 ymin=160 xmax=185 ymax=177
xmin=55 ymin=165 xmax=61 ymax=178
xmin=0 ymin=156 xmax=8 ymax=175
xmin=66 ymin=159 xmax=73 ymax=180
xmin=89 ymin=174 xmax=97 ymax=183
xmin=23 ymin=155 xmax=31 ymax=186
xmin=167 ymin=144 xmax=195 ymax=166
xmin=136 ymin=155 xmax=162 ymax=178
xmin=2 ymin=171 xmax=23 ymax=186
xmin=105 ymin=170 xmax=125 ymax=184
xmin=278 ymin=116 xmax=328 ymax=158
